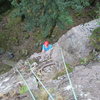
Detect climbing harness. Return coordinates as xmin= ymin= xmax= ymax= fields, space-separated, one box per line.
xmin=28 ymin=62 xmax=55 ymax=100
xmin=59 ymin=44 xmax=78 ymax=100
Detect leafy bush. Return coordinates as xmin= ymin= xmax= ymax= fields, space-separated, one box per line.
xmin=88 ymin=2 xmax=100 ymax=19
xmin=95 ymin=2 xmax=100 ymax=18
xmin=90 ymin=27 xmax=100 ymax=51
xmin=80 ymin=58 xmax=88 ymax=65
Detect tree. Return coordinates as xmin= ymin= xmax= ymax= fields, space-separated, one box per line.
xmin=11 ymin=0 xmax=90 ymax=37
xmin=0 ymin=0 xmax=12 ymax=13
xmin=89 ymin=0 xmax=100 ymax=6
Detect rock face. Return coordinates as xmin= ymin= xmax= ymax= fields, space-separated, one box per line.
xmin=0 ymin=19 xmax=100 ymax=100
xmin=46 ymin=62 xmax=100 ymax=100
xmin=51 ymin=19 xmax=100 ymax=66
xmin=71 ymin=62 xmax=100 ymax=100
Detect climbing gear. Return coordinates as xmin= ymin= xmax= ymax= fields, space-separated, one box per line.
xmin=59 ymin=43 xmax=78 ymax=100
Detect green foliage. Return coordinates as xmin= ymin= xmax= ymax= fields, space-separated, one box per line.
xmin=19 ymin=85 xmax=28 ymax=94
xmin=0 ymin=0 xmax=6 ymax=3
xmin=53 ymin=64 xmax=73 ymax=80
xmin=0 ymin=64 xmax=12 ymax=75
xmin=11 ymin=0 xmax=90 ymax=37
xmin=0 ymin=0 xmax=12 ymax=13
xmin=66 ymin=63 xmax=73 ymax=73
xmin=0 ymin=9 xmax=31 ymax=51
xmin=7 ymin=9 xmax=21 ymax=28
xmin=53 ymin=69 xmax=66 ymax=80
xmin=23 ymin=33 xmax=30 ymax=39
xmin=90 ymin=27 xmax=100 ymax=51
xmin=87 ymin=2 xmax=100 ymax=19
xmin=19 ymin=49 xmax=28 ymax=57
xmin=80 ymin=51 xmax=100 ymax=65
xmin=95 ymin=2 xmax=100 ymax=18
xmin=0 ymin=32 xmax=8 ymax=49
xmin=0 ymin=12 xmax=23 ymax=50
xmin=67 ymin=0 xmax=90 ymax=11
xmin=80 ymin=58 xmax=88 ymax=65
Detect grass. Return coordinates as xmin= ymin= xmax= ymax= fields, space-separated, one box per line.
xmin=53 ymin=69 xmax=66 ymax=80
xmin=79 ymin=58 xmax=88 ymax=65
xmin=79 ymin=51 xmax=99 ymax=65
xmin=0 ymin=10 xmax=23 ymax=50
xmin=0 ymin=64 xmax=12 ymax=75
xmin=66 ymin=64 xmax=73 ymax=73
xmin=19 ymin=85 xmax=28 ymax=95
xmin=90 ymin=27 xmax=100 ymax=51
xmin=53 ymin=64 xmax=73 ymax=80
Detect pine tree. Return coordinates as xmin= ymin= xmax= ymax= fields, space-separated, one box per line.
xmin=0 ymin=0 xmax=11 ymax=13
xmin=11 ymin=0 xmax=90 ymax=37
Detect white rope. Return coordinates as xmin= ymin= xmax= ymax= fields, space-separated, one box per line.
xmin=2 ymin=60 xmax=36 ymax=100
xmin=15 ymin=67 xmax=36 ymax=100
xmin=28 ymin=62 xmax=55 ymax=100
xmin=60 ymin=47 xmax=78 ymax=100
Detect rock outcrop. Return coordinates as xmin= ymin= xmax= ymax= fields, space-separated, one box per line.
xmin=46 ymin=62 xmax=100 ymax=100
xmin=0 ymin=19 xmax=100 ymax=100
xmin=51 ymin=19 xmax=100 ymax=66
xmin=0 ymin=55 xmax=100 ymax=100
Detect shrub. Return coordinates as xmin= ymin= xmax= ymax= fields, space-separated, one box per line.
xmin=90 ymin=27 xmax=100 ymax=51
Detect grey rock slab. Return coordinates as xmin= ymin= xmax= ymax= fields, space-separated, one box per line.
xmin=51 ymin=19 xmax=100 ymax=66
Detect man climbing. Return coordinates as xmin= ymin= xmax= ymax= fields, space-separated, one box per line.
xmin=42 ymin=41 xmax=53 ymax=52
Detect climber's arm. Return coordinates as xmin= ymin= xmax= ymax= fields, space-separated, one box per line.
xmin=42 ymin=45 xmax=45 ymax=52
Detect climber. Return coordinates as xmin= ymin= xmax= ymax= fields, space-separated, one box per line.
xmin=42 ymin=41 xmax=53 ymax=52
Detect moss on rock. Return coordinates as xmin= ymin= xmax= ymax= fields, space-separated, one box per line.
xmin=90 ymin=27 xmax=100 ymax=51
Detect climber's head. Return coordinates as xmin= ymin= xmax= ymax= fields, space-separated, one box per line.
xmin=44 ymin=41 xmax=49 ymax=47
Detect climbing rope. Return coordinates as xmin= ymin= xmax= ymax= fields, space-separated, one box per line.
xmin=2 ymin=46 xmax=78 ymax=100
xmin=15 ymin=67 xmax=36 ymax=100
xmin=59 ymin=44 xmax=78 ymax=100
xmin=3 ymin=59 xmax=54 ymax=100
xmin=28 ymin=62 xmax=55 ymax=100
